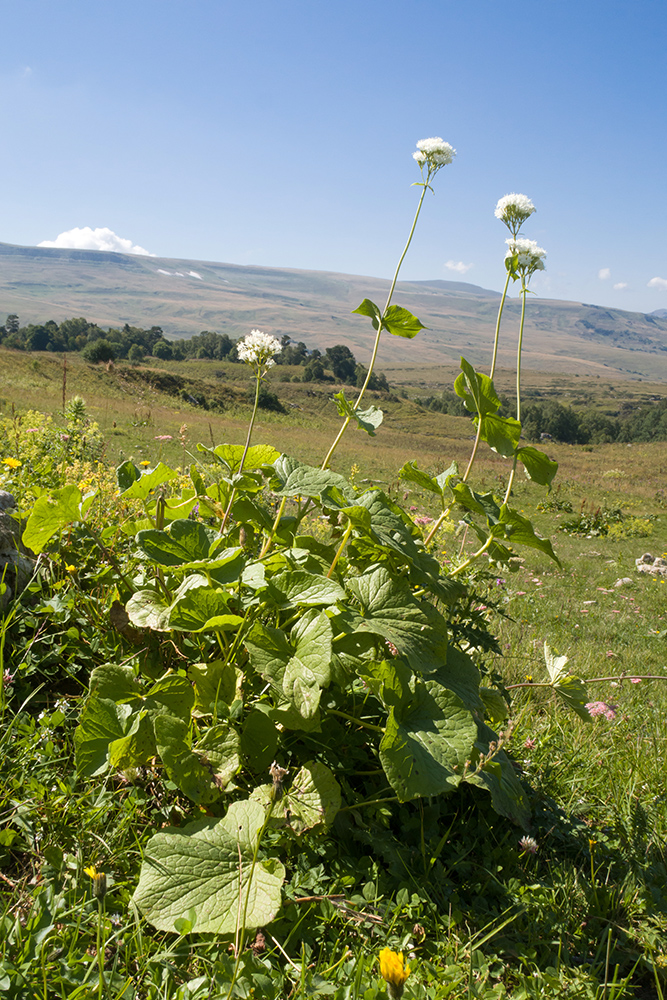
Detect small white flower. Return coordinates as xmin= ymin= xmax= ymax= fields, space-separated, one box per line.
xmin=495 ymin=193 xmax=536 ymax=232
xmin=414 ymin=137 xmax=456 ymax=171
xmin=236 ymin=329 xmax=282 ymax=369
xmin=519 ymin=835 xmax=538 ymax=854
xmin=505 ymin=237 xmax=546 ymax=276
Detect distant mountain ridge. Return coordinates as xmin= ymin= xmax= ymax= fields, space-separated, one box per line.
xmin=1 ymin=240 xmax=667 ymax=379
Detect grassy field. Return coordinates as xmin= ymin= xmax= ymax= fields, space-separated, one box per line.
xmin=3 ymin=345 xmax=667 ymax=998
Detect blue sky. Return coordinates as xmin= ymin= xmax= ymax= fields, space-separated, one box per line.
xmin=2 ymin=0 xmax=666 ymax=314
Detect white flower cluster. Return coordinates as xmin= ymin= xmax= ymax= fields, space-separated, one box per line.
xmin=505 ymin=237 xmax=547 ymax=274
xmin=413 ymin=137 xmax=456 ymax=171
xmin=236 ymin=329 xmax=282 ymax=369
xmin=495 ymin=193 xmax=536 ymax=230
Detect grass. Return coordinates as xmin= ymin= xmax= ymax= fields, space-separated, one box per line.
xmin=3 ymin=346 xmax=667 ymax=997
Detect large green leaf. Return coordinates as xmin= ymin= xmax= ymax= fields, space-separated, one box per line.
xmin=119 ymin=462 xmax=179 ymax=500
xmin=383 ymin=304 xmax=427 ymax=339
xmin=132 ymin=800 xmax=285 ymax=934
xmin=190 ymin=660 xmax=242 ymax=716
xmin=516 ymin=446 xmax=558 ymax=487
xmin=22 ymin=485 xmax=96 ymax=554
xmin=74 ymin=697 xmax=134 ymax=777
xmin=205 ymin=443 xmax=280 ymax=474
xmin=154 ymin=715 xmax=240 ymax=803
xmin=244 ymin=611 xmax=332 ymax=727
xmin=125 ymin=589 xmax=171 ymax=631
xmin=241 ymin=711 xmax=279 ymax=772
xmin=333 ymin=391 xmax=383 ymax=436
xmin=136 ymin=520 xmax=219 ymax=566
xmin=252 ymin=763 xmax=342 ymax=833
xmin=272 ymin=464 xmax=355 ymax=504
xmin=380 ymin=683 xmax=477 ymax=801
xmin=168 ymin=584 xmax=243 ymax=633
xmin=269 ymin=570 xmax=345 ymax=609
xmin=344 ymin=566 xmax=448 ymax=674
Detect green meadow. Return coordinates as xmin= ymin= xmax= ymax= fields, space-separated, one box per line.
xmin=2 ymin=345 xmax=667 ymax=1000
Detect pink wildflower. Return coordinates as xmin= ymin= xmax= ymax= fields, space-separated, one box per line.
xmin=586 ymin=701 xmax=617 ymax=721
xmin=524 ymin=738 xmax=537 ymax=749
xmin=154 ymin=434 xmax=173 ymax=441
xmin=519 ymin=836 xmax=538 ymax=854
xmin=414 ymin=515 xmax=434 ymax=526
xmin=629 ymin=677 xmax=641 ymax=684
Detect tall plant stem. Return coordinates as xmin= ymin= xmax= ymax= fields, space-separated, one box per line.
xmin=220 ymin=373 xmax=262 ymax=534
xmin=424 ymin=268 xmax=515 ymax=547
xmin=503 ymin=277 xmax=528 ymax=505
xmin=321 ymin=179 xmax=431 ymax=470
xmin=489 ymin=267 xmax=512 ymax=381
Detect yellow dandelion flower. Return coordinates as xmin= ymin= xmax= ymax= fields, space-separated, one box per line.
xmin=2 ymin=457 xmax=21 ymax=469
xmin=379 ymin=948 xmax=410 ymax=999
xmin=139 ymin=460 xmax=151 ymax=468
xmin=84 ymin=865 xmax=107 ymax=899
xmin=65 ymin=564 xmax=76 ymax=573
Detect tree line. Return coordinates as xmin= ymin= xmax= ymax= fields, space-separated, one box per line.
xmin=0 ymin=314 xmax=389 ymax=390
xmin=416 ymin=390 xmax=667 ymax=444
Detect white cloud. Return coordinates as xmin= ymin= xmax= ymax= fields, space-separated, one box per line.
xmin=38 ymin=226 xmax=153 ymax=256
xmin=598 ymin=267 xmax=611 ymax=280
xmin=613 ymin=282 xmax=628 ymax=290
xmin=648 ymin=277 xmax=667 ymax=291
xmin=445 ymin=260 xmax=473 ymax=275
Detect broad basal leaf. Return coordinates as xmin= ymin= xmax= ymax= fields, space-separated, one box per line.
xmin=137 ymin=520 xmax=219 ymax=566
xmin=154 ymin=715 xmax=240 ymax=803
xmin=132 ymin=800 xmax=285 ymax=934
xmin=380 ymin=683 xmax=476 ymax=801
xmin=23 ymin=485 xmax=93 ymax=554
xmin=252 ymin=763 xmax=342 ymax=833
xmin=345 ymin=566 xmax=448 ymax=673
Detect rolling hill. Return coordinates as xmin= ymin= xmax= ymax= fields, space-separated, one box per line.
xmin=2 ymin=241 xmax=667 ymax=379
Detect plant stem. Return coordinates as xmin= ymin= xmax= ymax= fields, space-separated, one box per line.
xmin=503 ymin=276 xmax=528 ymax=505
xmin=328 ymin=708 xmax=384 ymax=733
xmin=220 ymin=372 xmax=262 ymax=534
xmin=327 ymin=522 xmax=352 ymax=578
xmin=489 ymin=267 xmax=512 ymax=381
xmin=260 ymin=495 xmax=287 ymax=559
xmin=321 ymin=179 xmax=431 ymax=470
xmin=424 ymin=265 xmax=516 ymax=546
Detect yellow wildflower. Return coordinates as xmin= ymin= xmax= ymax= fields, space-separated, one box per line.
xmin=2 ymin=457 xmax=21 ymax=469
xmin=379 ymin=948 xmax=410 ymax=999
xmin=65 ymin=564 xmax=76 ymax=573
xmin=84 ymin=865 xmax=107 ymax=899
xmin=139 ymin=460 xmax=151 ymax=468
